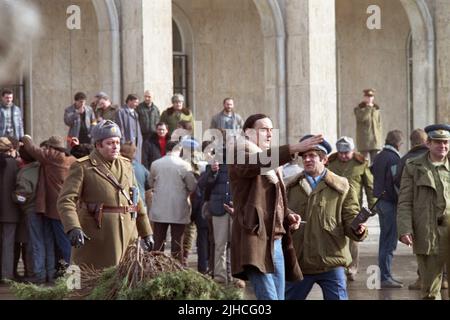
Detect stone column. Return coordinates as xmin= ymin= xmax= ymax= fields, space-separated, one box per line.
xmin=284 ymin=0 xmax=337 ymax=144
xmin=121 ymin=0 xmax=173 ymax=108
xmin=434 ymin=0 xmax=450 ymax=123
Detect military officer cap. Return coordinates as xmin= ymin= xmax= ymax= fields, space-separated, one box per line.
xmin=299 ymin=134 xmax=332 ymax=155
xmin=363 ymin=88 xmax=375 ymax=97
xmin=424 ymin=124 xmax=450 ymax=141
xmin=91 ymin=120 xmax=122 ymax=142
xmin=336 ymin=136 xmax=355 ymax=152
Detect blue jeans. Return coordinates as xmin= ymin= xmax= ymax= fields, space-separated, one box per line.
xmin=48 ymin=218 xmax=71 ymax=264
xmin=196 ymin=226 xmax=209 ymax=273
xmin=27 ymin=213 xmax=56 ymax=280
xmin=376 ymin=200 xmax=398 ymax=281
xmin=286 ymin=267 xmax=348 ymax=300
xmin=247 ymin=239 xmax=285 ymax=300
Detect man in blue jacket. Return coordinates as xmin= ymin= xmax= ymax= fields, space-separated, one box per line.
xmin=371 ymin=129 xmax=404 ymax=288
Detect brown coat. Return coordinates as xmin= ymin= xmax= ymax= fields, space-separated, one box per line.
xmin=228 ymin=144 xmax=302 ymax=282
xmin=23 ymin=136 xmax=76 ymax=220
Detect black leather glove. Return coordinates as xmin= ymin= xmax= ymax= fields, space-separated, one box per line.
xmin=143 ymin=235 xmax=154 ymax=251
xmin=68 ymin=228 xmax=91 ymax=248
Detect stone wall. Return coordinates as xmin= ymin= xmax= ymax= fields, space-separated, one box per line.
xmin=435 ymin=0 xmax=450 ymax=123
xmin=336 ymin=0 xmax=410 ymax=152
xmin=31 ymin=0 xmax=100 ymax=142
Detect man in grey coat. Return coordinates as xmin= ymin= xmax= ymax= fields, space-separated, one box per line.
xmin=115 ymin=94 xmax=143 ymax=163
xmin=64 ymin=92 xmax=96 ymax=146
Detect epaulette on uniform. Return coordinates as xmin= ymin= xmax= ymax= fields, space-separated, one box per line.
xmin=119 ymin=155 xmax=131 ymax=162
xmin=76 ymin=156 xmax=90 ymax=163
xmin=353 ymin=152 xmax=367 ymax=164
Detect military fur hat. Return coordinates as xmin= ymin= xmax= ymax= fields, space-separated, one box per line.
xmin=424 ymin=124 xmax=450 ymax=141
xmin=91 ymin=120 xmax=122 ymax=142
xmin=336 ymin=136 xmax=355 ymax=152
xmin=363 ymin=88 xmax=375 ymax=97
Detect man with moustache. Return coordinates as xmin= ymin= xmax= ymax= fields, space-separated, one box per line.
xmin=57 ymin=120 xmax=154 ymax=269
xmin=397 ymin=124 xmax=450 ymax=299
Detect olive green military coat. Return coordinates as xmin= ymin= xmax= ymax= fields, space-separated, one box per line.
xmin=57 ymin=150 xmax=152 ymax=270
xmin=354 ymin=103 xmax=382 ymax=152
xmin=327 ymin=152 xmax=377 ymax=208
xmin=286 ymin=170 xmax=368 ymax=274
xmin=397 ymin=152 xmax=450 ymax=255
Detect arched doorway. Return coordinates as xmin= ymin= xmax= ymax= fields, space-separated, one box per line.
xmin=252 ymin=0 xmax=287 ymax=143
xmin=172 ymin=20 xmax=188 ymax=104
xmin=399 ymin=0 xmax=435 ymax=127
xmin=91 ymin=0 xmax=121 ymax=105
xmin=336 ymin=0 xmax=431 ymax=153
xmin=172 ymin=0 xmax=285 ymax=141
xmin=172 ymin=3 xmax=194 ymax=112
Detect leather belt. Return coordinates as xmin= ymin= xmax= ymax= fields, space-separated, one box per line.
xmin=102 ymin=205 xmax=138 ymax=213
xmin=81 ymin=203 xmax=137 ymax=214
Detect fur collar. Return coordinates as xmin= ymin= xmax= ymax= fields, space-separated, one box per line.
xmin=286 ymin=170 xmax=349 ymax=195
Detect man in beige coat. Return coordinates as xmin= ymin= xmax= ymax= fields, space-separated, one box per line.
xmin=354 ymin=89 xmax=382 ymax=163
xmin=149 ymin=140 xmax=197 ymax=262
xmin=57 ymin=120 xmax=153 ymax=270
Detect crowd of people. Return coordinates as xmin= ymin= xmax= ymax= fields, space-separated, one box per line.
xmin=0 ymin=87 xmax=449 ymax=301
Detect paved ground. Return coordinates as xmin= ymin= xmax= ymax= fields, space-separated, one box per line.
xmin=239 ymin=215 xmax=449 ymax=300
xmin=1 ymin=215 xmax=448 ymax=300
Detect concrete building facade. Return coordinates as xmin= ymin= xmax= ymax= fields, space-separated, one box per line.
xmin=1 ymin=0 xmax=449 ymax=152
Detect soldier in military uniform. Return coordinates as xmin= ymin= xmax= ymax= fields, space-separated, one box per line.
xmin=397 ymin=124 xmax=450 ymax=299
xmin=285 ymin=135 xmax=368 ymax=300
xmin=327 ymin=136 xmax=376 ymax=281
xmin=57 ymin=120 xmax=154 ymax=270
xmin=354 ymin=89 xmax=382 ymax=163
